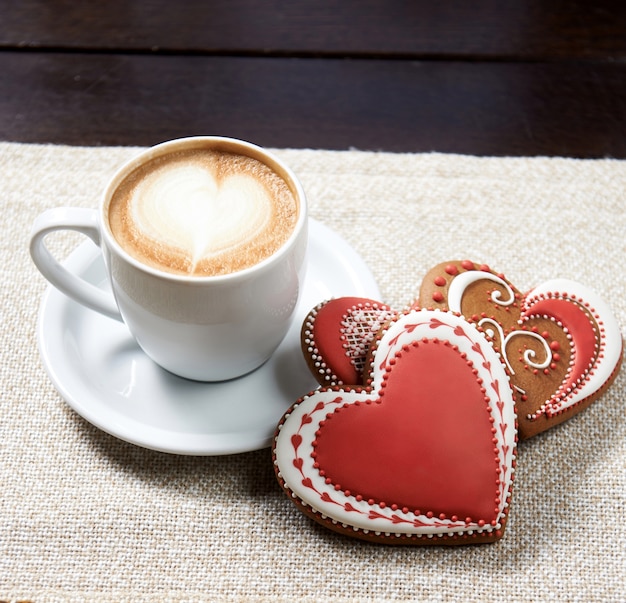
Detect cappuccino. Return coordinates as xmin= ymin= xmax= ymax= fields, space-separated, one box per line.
xmin=108 ymin=146 xmax=299 ymax=277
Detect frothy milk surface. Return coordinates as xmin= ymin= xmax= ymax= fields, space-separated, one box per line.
xmin=108 ymin=149 xmax=299 ymax=276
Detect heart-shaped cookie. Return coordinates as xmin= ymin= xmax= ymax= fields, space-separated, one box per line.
xmin=419 ymin=261 xmax=623 ymax=439
xmin=275 ymin=310 xmax=517 ymax=545
xmin=301 ymin=297 xmax=397 ymax=386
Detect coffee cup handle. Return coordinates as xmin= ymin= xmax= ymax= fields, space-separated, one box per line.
xmin=29 ymin=208 xmax=123 ymax=321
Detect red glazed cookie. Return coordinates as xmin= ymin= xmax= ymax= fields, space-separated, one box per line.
xmin=419 ymin=260 xmax=623 ymax=439
xmin=301 ymin=297 xmax=397 ymax=386
xmin=274 ymin=309 xmax=517 ymax=545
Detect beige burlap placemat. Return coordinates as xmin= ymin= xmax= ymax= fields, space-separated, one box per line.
xmin=1 ymin=142 xmax=625 ymax=602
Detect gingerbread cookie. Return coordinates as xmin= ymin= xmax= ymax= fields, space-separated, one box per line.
xmin=301 ymin=297 xmax=397 ymax=386
xmin=419 ymin=260 xmax=623 ymax=439
xmin=275 ymin=309 xmax=517 ymax=545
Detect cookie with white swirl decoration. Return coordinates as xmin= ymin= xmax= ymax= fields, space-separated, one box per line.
xmin=418 ymin=260 xmax=623 ymax=439
xmin=274 ymin=309 xmax=517 ymax=545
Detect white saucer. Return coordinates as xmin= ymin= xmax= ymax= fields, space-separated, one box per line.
xmin=37 ymin=219 xmax=380 ymax=455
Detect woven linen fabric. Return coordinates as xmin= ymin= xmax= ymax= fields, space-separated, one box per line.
xmin=1 ymin=141 xmax=625 ymax=602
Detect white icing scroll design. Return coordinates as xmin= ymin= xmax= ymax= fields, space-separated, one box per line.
xmin=478 ymin=317 xmax=553 ymax=374
xmin=447 ymin=271 xmax=516 ymax=314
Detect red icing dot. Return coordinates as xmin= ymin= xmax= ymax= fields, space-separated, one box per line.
xmin=434 ymin=276 xmax=446 ymax=287
xmin=445 ymin=264 xmax=459 ymax=276
xmin=432 ymin=291 xmax=444 ymax=303
xmin=479 ymin=264 xmax=490 ymax=272
xmin=550 ymin=341 xmax=560 ymax=351
xmin=461 ymin=260 xmax=474 ymax=270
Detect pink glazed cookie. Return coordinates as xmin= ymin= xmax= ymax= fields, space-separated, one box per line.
xmin=275 ymin=309 xmax=517 ymax=545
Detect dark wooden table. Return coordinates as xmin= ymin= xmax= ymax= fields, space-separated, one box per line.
xmin=2 ymin=1 xmax=626 ymax=156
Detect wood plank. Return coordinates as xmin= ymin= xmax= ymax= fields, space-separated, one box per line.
xmin=1 ymin=52 xmax=625 ymax=156
xmin=2 ymin=0 xmax=626 ymax=59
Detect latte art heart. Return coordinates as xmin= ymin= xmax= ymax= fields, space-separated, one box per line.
xmin=132 ymin=165 xmax=272 ymax=269
xmin=108 ymin=149 xmax=299 ymax=276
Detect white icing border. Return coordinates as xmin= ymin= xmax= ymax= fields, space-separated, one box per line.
xmin=302 ymin=301 xmax=340 ymax=385
xmin=275 ymin=310 xmax=517 ymax=539
xmin=522 ymin=278 xmax=623 ymax=417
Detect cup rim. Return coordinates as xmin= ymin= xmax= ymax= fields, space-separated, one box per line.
xmin=100 ymin=136 xmax=308 ymax=283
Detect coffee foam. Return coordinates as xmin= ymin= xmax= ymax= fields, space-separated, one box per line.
xmin=108 ymin=149 xmax=298 ymax=276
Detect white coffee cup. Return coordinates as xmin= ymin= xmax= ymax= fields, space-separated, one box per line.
xmin=30 ymin=136 xmax=308 ymax=381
